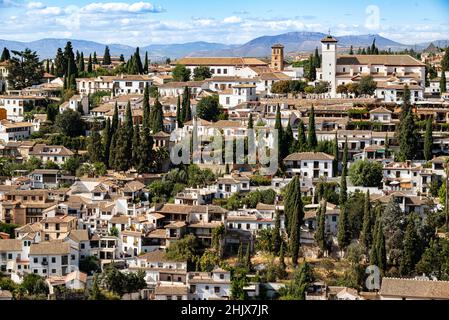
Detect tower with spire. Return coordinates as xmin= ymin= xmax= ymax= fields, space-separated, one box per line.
xmin=321 ymin=32 xmax=338 ymax=97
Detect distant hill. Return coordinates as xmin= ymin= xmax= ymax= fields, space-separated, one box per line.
xmin=0 ymin=32 xmax=446 ymax=60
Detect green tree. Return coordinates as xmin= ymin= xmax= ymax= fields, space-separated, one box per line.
xmin=0 ymin=47 xmax=10 ymax=61
xmin=284 ymin=176 xmax=304 ymax=267
xmin=307 ymin=106 xmax=317 ymax=151
xmin=315 ymin=200 xmax=327 ymax=253
xmin=272 ymin=211 xmax=282 ymax=255
xmin=102 ymin=118 xmax=112 ymax=166
xmin=182 ymin=87 xmax=192 ymax=122
xmin=279 ymin=262 xmax=313 ymax=300
xmin=349 ymin=160 xmax=383 ymax=187
xmin=89 ymin=273 xmax=105 ymax=300
xmin=337 ymin=205 xmax=351 ymax=252
xmin=397 ymin=85 xmax=419 ymax=161
xmin=87 ymin=54 xmax=93 ymax=73
xmin=360 ymin=191 xmax=373 ymax=251
xmin=333 ymin=132 xmax=339 ymax=176
xmin=399 ymin=214 xmax=421 ymax=276
xmin=296 ymin=119 xmax=307 ymax=152
xmin=248 ymin=113 xmax=254 ymax=129
xmin=143 ymin=51 xmax=149 ymax=73
xmin=349 ymin=45 xmax=354 ymax=55
xmin=176 ymin=95 xmax=183 ymax=128
xmin=88 ymin=124 xmax=103 ymax=164
xmin=193 ymin=66 xmax=212 ymax=81
xmin=7 ymin=49 xmax=43 ymax=90
xmin=137 ymin=126 xmax=154 ymax=174
xmin=55 ymin=109 xmax=84 ymax=137
xmin=441 ymin=68 xmax=447 ymax=93
xmin=151 ymin=96 xmax=164 ymax=133
xmin=114 ymin=102 xmax=133 ymax=172
xmin=172 ymin=64 xmax=191 ymax=82
xmin=357 ymin=76 xmax=377 ymax=96
xmin=102 ymin=46 xmax=111 ymax=65
xmin=196 ymin=95 xmax=224 ymax=122
xmin=424 ymin=117 xmax=434 ymax=161
xmin=382 ymin=199 xmax=406 ymax=267
xmin=79 ymin=52 xmax=85 ymax=72
xmin=132 ymin=122 xmax=140 ymax=167
xmin=340 ymin=138 xmax=349 ymax=206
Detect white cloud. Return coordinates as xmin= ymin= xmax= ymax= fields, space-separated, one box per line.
xmin=27 ymin=1 xmax=44 ymax=9
xmin=81 ymin=1 xmax=164 ymax=14
xmin=223 ymin=16 xmax=242 ymax=24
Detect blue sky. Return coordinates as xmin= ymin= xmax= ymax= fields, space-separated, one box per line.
xmin=0 ymin=0 xmax=448 ymax=45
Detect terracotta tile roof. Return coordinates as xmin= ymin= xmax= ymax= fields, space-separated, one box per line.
xmin=123 ymin=180 xmax=145 ymax=193
xmin=380 ymin=278 xmax=449 ymax=299
xmin=0 ymin=239 xmax=22 ymax=252
xmin=155 ymin=285 xmax=188 ymax=296
xmin=337 ymin=54 xmax=425 ymax=66
xmin=30 ymin=241 xmax=70 ymax=255
xmin=284 ymin=152 xmax=334 ymax=161
xmin=109 ymin=215 xmax=130 ymax=225
xmin=138 ymin=250 xmax=179 ymax=263
xmin=68 ymin=230 xmax=90 ymax=242
xmin=173 ymin=57 xmax=267 ymax=67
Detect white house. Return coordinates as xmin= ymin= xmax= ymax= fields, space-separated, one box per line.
xmin=60 ymin=95 xmax=89 ymax=115
xmin=0 ymin=238 xmax=32 ymax=274
xmin=0 ymin=95 xmax=45 ymax=121
xmin=219 ymin=84 xmax=258 ymax=109
xmin=113 ymin=75 xmax=152 ymax=96
xmin=215 ymin=174 xmax=250 ymax=199
xmin=29 ymin=241 xmax=79 ymax=277
xmin=188 ymin=268 xmax=231 ymax=300
xmin=0 ymin=120 xmax=33 ymax=143
xmin=283 ymin=152 xmax=334 ymax=179
xmin=76 ymin=76 xmax=115 ymax=95
xmin=28 ymin=144 xmax=74 ymax=164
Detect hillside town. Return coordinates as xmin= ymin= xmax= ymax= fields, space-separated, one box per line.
xmin=1 ymin=32 xmax=449 ymax=302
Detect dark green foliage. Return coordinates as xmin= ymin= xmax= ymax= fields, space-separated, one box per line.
xmin=349 ymin=160 xmax=383 ymax=187
xmin=172 ymin=64 xmax=191 ymax=82
xmin=337 ymin=205 xmax=351 ymax=251
xmin=196 ymin=95 xmax=224 ymax=122
xmin=424 ymin=117 xmax=434 ymax=161
xmin=0 ymin=47 xmax=10 ymax=61
xmin=360 ymin=191 xmax=373 ymax=251
xmin=272 ymin=211 xmax=282 ymax=254
xmin=55 ymin=109 xmax=84 ymax=137
xmin=7 ymin=49 xmax=43 ymax=90
xmin=102 ymin=46 xmax=111 ymax=65
xmin=339 ymin=138 xmax=348 ymax=206
xmin=193 ymin=66 xmax=212 ymax=81
xmin=88 ymin=125 xmax=103 ymax=164
xmin=113 ymin=102 xmax=133 ymax=171
xmin=279 ymin=262 xmax=314 ymax=300
xmin=285 ymin=176 xmax=304 ymax=267
xmin=151 ymin=96 xmax=164 ymax=133
xmin=399 ymin=214 xmax=422 ymax=276
xmin=307 ymin=106 xmax=317 ymax=151
xmin=397 ymin=85 xmax=419 ymax=161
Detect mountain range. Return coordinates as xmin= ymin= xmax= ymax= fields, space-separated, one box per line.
xmin=0 ymin=32 xmax=447 ymax=61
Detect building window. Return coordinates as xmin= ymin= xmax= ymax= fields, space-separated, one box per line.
xmin=52 ymin=257 xmax=56 ymax=263
xmin=220 ymin=274 xmax=224 ymax=280
xmin=327 ymin=44 xmax=330 ymax=50
xmin=214 ymin=287 xmax=220 ymax=294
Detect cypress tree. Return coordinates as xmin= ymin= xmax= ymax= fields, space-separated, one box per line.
xmin=307 ymin=105 xmax=317 ymax=151
xmin=134 ymin=47 xmax=143 ymax=74
xmin=278 ymin=243 xmax=287 ymax=279
xmin=349 ymin=45 xmax=354 ymax=55
xmin=108 ymin=131 xmax=117 ymax=169
xmin=46 ymin=60 xmax=50 ymax=73
xmin=399 ymin=215 xmax=421 ymax=276
xmin=151 ymin=96 xmax=164 ymax=133
xmin=315 ymin=200 xmax=327 ymax=253
xmin=248 ymin=113 xmax=254 ymax=129
xmin=87 ymin=54 xmax=93 ymax=73
xmin=88 ymin=125 xmax=103 ymax=164
xmin=111 ymin=102 xmax=119 ymax=135
xmin=337 ymin=205 xmax=351 ymax=252
xmin=377 ymin=220 xmax=387 ymax=273
xmin=50 ymin=64 xmax=55 ymax=75
xmin=332 ymin=131 xmax=339 ymax=176
xmin=284 ymin=120 xmax=294 ymax=158
xmin=308 ymin=55 xmax=316 ymax=81
xmin=285 ymin=176 xmax=304 ymax=267
xmin=441 ymin=69 xmax=447 ymax=93
xmin=0 ymin=47 xmax=10 ymax=61
xmin=137 ymin=126 xmax=154 ymax=173
xmin=142 ymin=84 xmax=151 ymax=129
xmin=75 ymin=50 xmax=80 ymax=66
xmin=63 ymin=41 xmax=77 ymax=78
xmin=119 ymin=54 xmax=125 ymax=62
xmin=114 ymin=102 xmax=133 ymax=172
xmin=237 ymin=243 xmax=244 ymax=265
xmin=424 ymin=117 xmax=433 ymax=161
xmin=182 ymin=87 xmax=192 ymax=122
xmin=144 ymin=51 xmax=149 ymax=73
xmin=132 ymin=122 xmax=140 ymax=167
xmin=272 ymin=211 xmax=282 ymax=255
xmin=79 ymin=52 xmax=85 ymax=72
xmin=339 ymin=138 xmax=348 ymax=206
xmin=93 ymin=52 xmax=98 ymax=64
xmin=245 ymin=245 xmax=252 ymax=271
xmin=274 ymin=104 xmax=284 ymax=162
xmin=102 ymin=46 xmax=111 ymax=65
xmin=360 ymin=191 xmax=373 ymax=251
xmin=370 ymin=216 xmax=380 ymax=266
xmin=102 ymin=118 xmax=112 ymax=167
xmin=397 ymin=85 xmax=419 ymax=161
xmin=296 ymin=119 xmax=306 ymax=152
xmin=313 ymin=47 xmax=321 ymax=68
xmin=176 ymin=95 xmax=183 ymax=128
